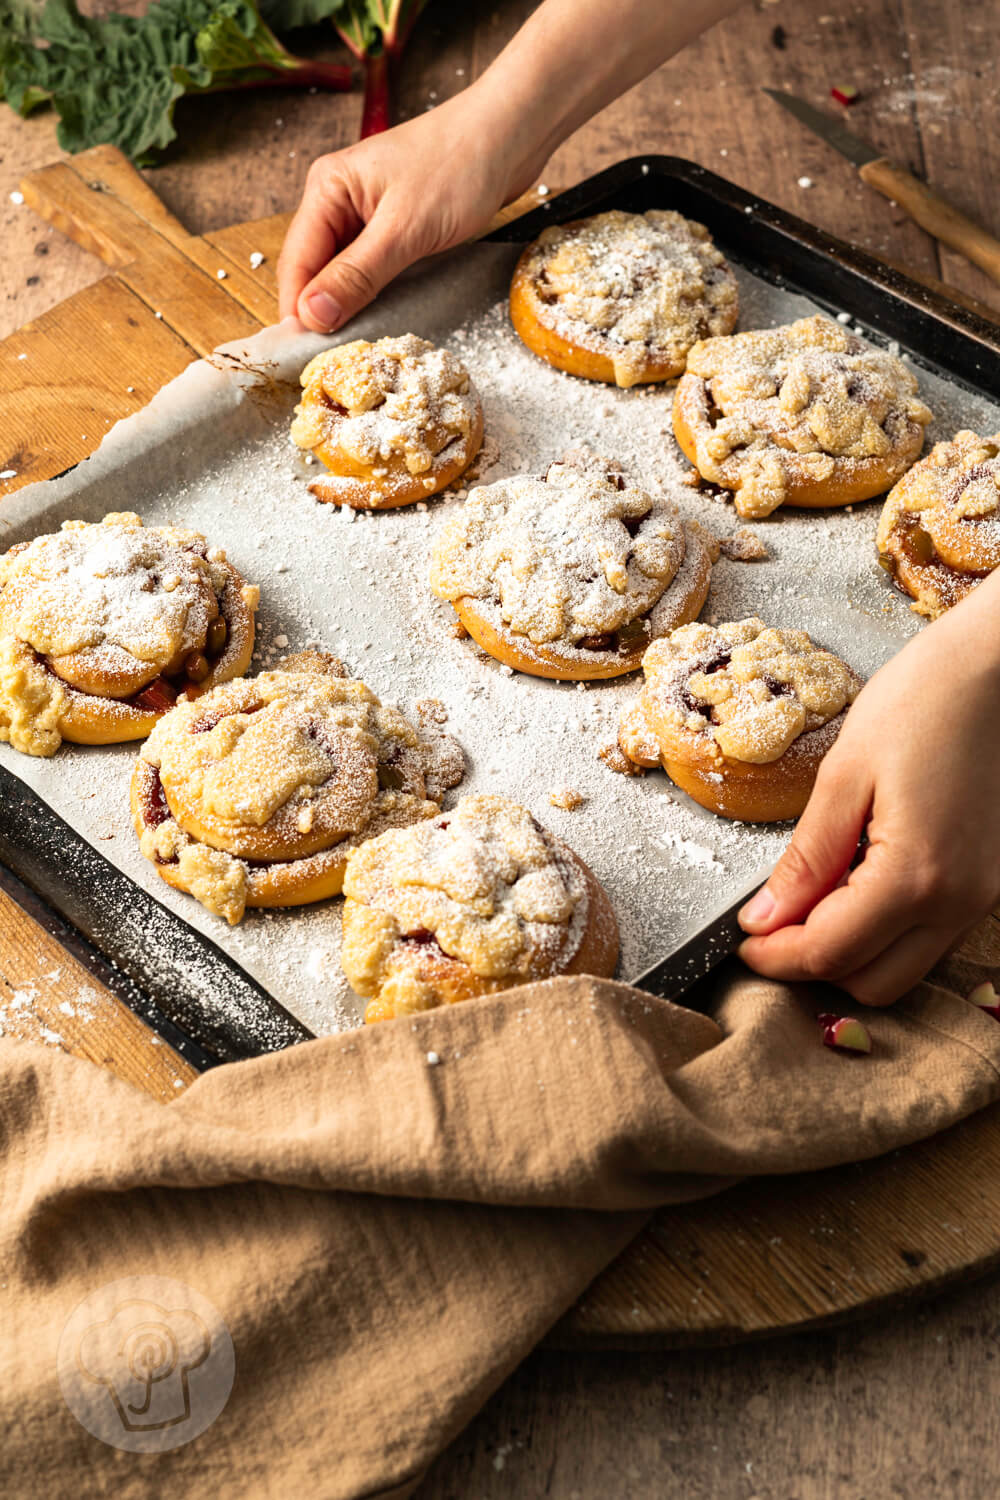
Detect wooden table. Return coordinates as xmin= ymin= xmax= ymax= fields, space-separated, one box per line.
xmin=3 ymin=1 xmax=1000 ymax=1493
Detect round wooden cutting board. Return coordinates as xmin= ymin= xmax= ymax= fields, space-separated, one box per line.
xmin=3 ymin=146 xmax=1000 ymax=1348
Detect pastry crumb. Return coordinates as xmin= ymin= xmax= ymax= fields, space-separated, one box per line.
xmin=416 ymin=697 xmax=448 ymax=727
xmin=451 ymin=621 xmax=469 ymax=640
xmin=549 ymin=787 xmax=586 ymax=810
xmin=598 ymin=742 xmax=644 ymax=777
xmin=272 ymin=649 xmax=347 ymax=677
xmin=720 ymin=528 xmax=770 ymax=562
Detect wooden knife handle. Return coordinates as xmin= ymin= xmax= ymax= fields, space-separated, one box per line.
xmin=859 ymin=157 xmax=1000 ymax=287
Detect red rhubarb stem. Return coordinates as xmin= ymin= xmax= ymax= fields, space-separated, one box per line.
xmin=359 ymin=50 xmax=392 ymax=137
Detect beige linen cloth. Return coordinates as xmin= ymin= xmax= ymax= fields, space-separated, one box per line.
xmin=2 ymin=955 xmax=1000 ymax=1499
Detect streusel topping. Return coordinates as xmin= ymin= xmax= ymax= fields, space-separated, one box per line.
xmin=137 ymin=669 xmax=463 ymax=924
xmin=290 ymin=333 xmax=480 ymax=477
xmin=142 ymin=671 xmax=451 ymax=849
xmin=877 ymin=429 xmax=1000 ymax=574
xmin=629 ymin=617 xmax=860 ymax=764
xmin=0 ymin=512 xmax=235 ymax=674
xmin=342 ymin=794 xmax=588 ymax=983
xmin=682 ymin=315 xmax=933 ymax=517
xmin=522 ymin=210 xmax=738 ymax=387
xmin=430 ymin=452 xmax=685 ymax=646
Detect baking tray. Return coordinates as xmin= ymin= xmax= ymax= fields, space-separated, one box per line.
xmin=2 ymin=156 xmax=998 ymax=1068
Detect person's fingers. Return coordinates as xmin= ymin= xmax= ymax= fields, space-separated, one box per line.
xmin=737 ymin=842 xmax=919 ymax=984
xmin=738 ymin=758 xmax=872 ymax=936
xmin=836 ymin=925 xmax=956 ymax=1006
xmin=278 ymin=221 xmax=337 ymax=321
xmin=295 ymin=206 xmax=415 ymax=333
xmin=277 ymin=170 xmax=361 ymax=320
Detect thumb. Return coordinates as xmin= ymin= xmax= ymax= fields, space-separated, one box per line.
xmin=296 ymin=209 xmax=412 ymax=333
xmin=738 ymin=762 xmax=872 ymax=935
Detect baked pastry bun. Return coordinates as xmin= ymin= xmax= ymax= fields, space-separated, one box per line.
xmin=618 ymin=618 xmax=861 ymax=821
xmin=131 ymin=659 xmax=464 ymax=925
xmin=0 ymin=512 xmax=257 ymax=758
xmin=673 ymin=314 xmax=933 ymax=518
xmin=509 ymin=209 xmax=738 ymax=388
xmin=430 ymin=450 xmax=717 ymax=680
xmin=290 ymin=333 xmax=483 ymax=509
xmin=876 ymin=428 xmax=1000 ymax=619
xmin=340 ymin=793 xmax=620 ymax=1023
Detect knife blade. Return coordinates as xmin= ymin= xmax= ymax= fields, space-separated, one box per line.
xmin=630 ymin=863 xmax=773 ymax=1011
xmin=764 ymin=89 xmax=1000 ymax=289
xmin=762 ymin=89 xmax=879 ymax=168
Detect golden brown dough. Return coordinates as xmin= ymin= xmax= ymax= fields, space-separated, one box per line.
xmin=131 ymin=661 xmax=464 ymax=924
xmin=876 ymin=428 xmax=1000 ymax=619
xmin=509 ymin=209 xmax=738 ymax=387
xmin=617 ymin=617 xmax=861 ymax=821
xmin=430 ymin=450 xmax=717 ymax=680
xmin=340 ymin=794 xmax=619 ymax=1023
xmin=290 ymin=333 xmax=483 ymax=509
xmin=0 ymin=513 xmax=257 ymax=757
xmin=673 ymin=315 xmax=932 ymax=518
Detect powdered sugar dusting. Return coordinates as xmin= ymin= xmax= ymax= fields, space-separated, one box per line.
xmin=1 ymin=244 xmax=998 ymax=1040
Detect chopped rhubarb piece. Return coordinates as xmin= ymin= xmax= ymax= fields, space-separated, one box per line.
xmin=144 ymin=768 xmax=171 ymax=830
xmin=821 ymin=1016 xmax=872 ymax=1054
xmin=134 ymin=677 xmax=177 ymax=714
xmin=968 ymin=981 xmax=1000 ymax=1021
xmin=831 ymin=85 xmax=860 ymax=106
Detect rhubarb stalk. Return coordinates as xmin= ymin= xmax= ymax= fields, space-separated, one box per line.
xmin=333 ymin=0 xmax=429 ymax=136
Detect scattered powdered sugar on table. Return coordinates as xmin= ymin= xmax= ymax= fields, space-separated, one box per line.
xmin=2 ymin=246 xmax=999 ymax=1039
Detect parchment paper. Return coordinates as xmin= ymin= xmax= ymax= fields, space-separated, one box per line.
xmin=2 ymin=241 xmax=998 ymax=1038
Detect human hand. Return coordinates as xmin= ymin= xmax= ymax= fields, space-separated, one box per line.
xmin=278 ymin=92 xmax=542 ymax=332
xmin=278 ymin=0 xmax=748 ymax=333
xmin=737 ymin=578 xmax=1000 ymax=1005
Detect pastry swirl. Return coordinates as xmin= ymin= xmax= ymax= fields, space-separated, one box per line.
xmin=0 ymin=513 xmax=257 ymax=757
xmin=131 ymin=659 xmax=465 ymax=924
xmin=876 ymin=428 xmax=1000 ymax=619
xmin=510 ymin=210 xmax=739 ymax=388
xmin=430 ymin=450 xmax=716 ymax=679
xmin=291 ymin=333 xmax=483 ymax=509
xmin=341 ymin=793 xmax=619 ymax=1022
xmin=618 ymin=617 xmax=861 ymax=821
xmin=673 ymin=315 xmax=933 ymax=518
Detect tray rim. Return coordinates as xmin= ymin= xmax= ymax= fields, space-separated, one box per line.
xmin=488 ymin=153 xmax=1000 ymax=379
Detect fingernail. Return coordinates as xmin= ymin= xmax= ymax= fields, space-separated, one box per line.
xmin=739 ymin=886 xmax=776 ymax=929
xmin=305 ymin=291 xmax=342 ymax=332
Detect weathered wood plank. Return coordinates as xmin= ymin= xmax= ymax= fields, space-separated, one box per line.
xmin=901 ymin=0 xmax=1000 ymax=310
xmin=0 ymin=276 xmax=196 ymax=495
xmin=60 ymin=143 xmax=193 ymax=246
xmin=0 ymin=884 xmax=195 ymax=1103
xmin=19 ymin=160 xmax=263 ymax=353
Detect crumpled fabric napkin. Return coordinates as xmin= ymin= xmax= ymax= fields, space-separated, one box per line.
xmin=2 ymin=958 xmax=998 ymax=1499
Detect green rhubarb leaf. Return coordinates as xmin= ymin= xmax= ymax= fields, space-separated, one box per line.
xmin=257 ymin=0 xmax=349 ymax=32
xmin=332 ymin=0 xmax=380 ymax=54
xmin=257 ymin=0 xmax=424 ymax=55
xmin=0 ymin=0 xmax=333 ymax=162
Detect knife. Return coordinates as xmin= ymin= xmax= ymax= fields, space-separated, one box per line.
xmin=764 ymin=89 xmax=1000 ymax=289
xmin=630 ymin=863 xmax=773 ymax=1010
